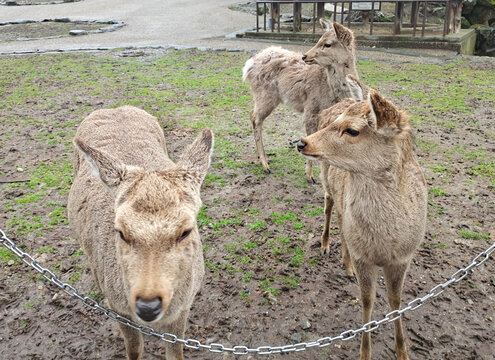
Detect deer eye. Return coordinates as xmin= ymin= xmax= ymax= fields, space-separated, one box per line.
xmin=324 ymin=43 xmax=332 ymax=48
xmin=179 ymin=229 xmax=192 ymax=242
xmin=344 ymin=128 xmax=360 ymax=137
xmin=117 ymin=230 xmax=130 ymax=244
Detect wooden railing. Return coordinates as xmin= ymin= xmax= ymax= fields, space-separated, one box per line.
xmin=255 ymin=0 xmax=454 ymax=36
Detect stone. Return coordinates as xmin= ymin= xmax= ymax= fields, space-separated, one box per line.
xmin=290 ymin=332 xmax=302 ymax=342
xmin=302 ymin=319 xmax=311 ymax=330
xmin=6 ymin=0 xmax=18 ymax=5
xmin=10 ymin=19 xmax=32 ymax=25
xmin=475 ymin=27 xmax=495 ymax=56
xmin=54 ymin=18 xmax=71 ymax=23
xmin=7 ymin=260 xmax=15 ymax=266
xmin=69 ymin=30 xmax=88 ymax=36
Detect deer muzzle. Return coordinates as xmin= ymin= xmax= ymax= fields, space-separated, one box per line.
xmin=135 ymin=296 xmax=163 ymax=322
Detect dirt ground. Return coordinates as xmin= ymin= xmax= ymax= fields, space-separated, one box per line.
xmin=0 ymin=47 xmax=494 ymax=360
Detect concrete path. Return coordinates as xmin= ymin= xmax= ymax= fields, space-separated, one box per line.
xmin=0 ymin=0 xmax=461 ymax=63
xmin=0 ymin=0 xmax=264 ymax=52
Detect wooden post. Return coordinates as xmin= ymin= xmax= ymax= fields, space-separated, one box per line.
xmin=393 ymin=2 xmax=404 ymax=34
xmin=293 ymin=2 xmax=302 ymax=32
xmin=317 ymin=2 xmax=325 ymax=20
xmin=270 ymin=3 xmax=280 ymax=32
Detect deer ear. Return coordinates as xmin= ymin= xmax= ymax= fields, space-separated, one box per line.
xmin=368 ymin=90 xmax=403 ymax=136
xmin=319 ymin=18 xmax=332 ymax=31
xmin=177 ymin=129 xmax=214 ymax=189
xmin=345 ymin=74 xmax=364 ymax=101
xmin=333 ymin=22 xmax=354 ymax=48
xmin=74 ymin=138 xmax=130 ymax=194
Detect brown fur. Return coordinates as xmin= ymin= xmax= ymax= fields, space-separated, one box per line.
xmin=67 ymin=106 xmax=213 ymax=360
xmin=298 ymin=92 xmax=427 ymax=360
xmin=242 ymin=19 xmax=359 ymax=182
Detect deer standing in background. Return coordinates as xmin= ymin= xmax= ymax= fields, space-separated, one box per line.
xmin=68 ymin=106 xmax=213 ymax=360
xmin=297 ymin=90 xmax=427 ymax=360
xmin=242 ymin=19 xmax=359 ymax=182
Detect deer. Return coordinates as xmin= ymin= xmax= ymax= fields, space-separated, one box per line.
xmin=67 ymin=106 xmax=213 ymax=360
xmin=242 ymin=18 xmax=359 ymax=183
xmin=297 ymin=89 xmax=427 ymax=360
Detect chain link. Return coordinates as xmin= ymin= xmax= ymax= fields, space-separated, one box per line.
xmin=1 ymin=228 xmax=494 ymax=355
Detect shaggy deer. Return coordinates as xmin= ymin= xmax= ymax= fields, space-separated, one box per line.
xmin=242 ymin=19 xmax=359 ymax=182
xmin=297 ymin=91 xmax=427 ymax=360
xmin=67 ymin=106 xmax=213 ymax=360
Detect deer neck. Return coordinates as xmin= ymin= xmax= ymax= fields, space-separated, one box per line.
xmin=324 ymin=60 xmax=358 ymax=101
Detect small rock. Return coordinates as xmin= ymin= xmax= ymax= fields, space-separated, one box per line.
xmin=69 ymin=30 xmax=88 ymax=36
xmin=54 ymin=17 xmax=71 ymax=23
xmin=467 ymin=298 xmax=474 ymax=305
xmin=6 ymin=0 xmax=18 ymax=6
xmin=16 ymin=167 xmax=24 ymax=172
xmin=290 ymin=332 xmax=302 ymax=342
xmin=302 ymin=319 xmax=311 ymax=330
xmin=7 ymin=260 xmax=15 ymax=266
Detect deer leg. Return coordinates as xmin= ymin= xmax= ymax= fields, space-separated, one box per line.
xmin=251 ymin=98 xmax=278 ymax=174
xmin=321 ymin=191 xmax=333 ymax=256
xmin=355 ymin=261 xmax=378 ymax=360
xmin=384 ymin=262 xmax=410 ymax=360
xmin=303 ymin=112 xmax=319 ymax=183
xmin=118 ymin=323 xmax=144 ymax=360
xmin=336 ymin=214 xmax=355 ymax=276
xmin=163 ymin=310 xmax=189 ymax=360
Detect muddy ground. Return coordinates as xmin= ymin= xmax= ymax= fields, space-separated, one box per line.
xmin=0 ymin=48 xmax=494 ymax=360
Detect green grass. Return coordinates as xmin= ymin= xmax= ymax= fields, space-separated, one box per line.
xmin=459 ymin=230 xmax=490 ymax=240
xmin=0 ymin=248 xmax=20 ymax=265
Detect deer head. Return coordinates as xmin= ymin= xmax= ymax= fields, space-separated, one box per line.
xmin=302 ymin=18 xmax=356 ymax=67
xmin=75 ymin=129 xmax=213 ymax=323
xmin=298 ymin=90 xmax=410 ymax=174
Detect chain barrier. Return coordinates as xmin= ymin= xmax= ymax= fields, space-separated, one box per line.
xmin=1 ymin=227 xmax=494 ymax=355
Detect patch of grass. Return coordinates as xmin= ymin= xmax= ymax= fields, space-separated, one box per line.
xmin=197 ymin=206 xmax=212 ymax=227
xmin=212 ymin=217 xmax=241 ymax=231
xmin=71 ymin=249 xmax=84 ymax=258
xmin=283 ymin=276 xmax=301 ymax=288
xmin=247 ymin=220 xmax=266 ymax=231
xmin=68 ymin=271 xmax=81 ymax=284
xmin=239 ymin=290 xmax=250 ymax=301
xmin=242 ymin=241 xmax=259 ymax=250
xmin=466 ymin=164 xmax=495 ymax=179
xmin=38 ymin=246 xmax=55 ymax=254
xmin=242 ymin=271 xmax=253 ymax=282
xmin=302 ymin=205 xmax=324 ymax=216
xmin=271 ymin=211 xmax=299 ymax=225
xmin=293 ymin=222 xmax=305 ymax=230
xmin=205 ymin=174 xmax=227 ymax=187
xmin=459 ymin=230 xmax=490 ymax=240
xmin=48 ymin=206 xmax=68 ymax=226
xmin=430 ymin=187 xmax=448 ymax=197
xmin=260 ymin=278 xmax=281 ymax=296
xmin=290 ymin=252 xmax=304 ymax=267
xmin=0 ymin=248 xmax=20 ymax=265
xmin=23 ymin=301 xmax=35 ymax=309
xmin=6 ymin=215 xmax=44 ymax=236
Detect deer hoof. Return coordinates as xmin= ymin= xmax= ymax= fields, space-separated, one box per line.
xmin=345 ymin=266 xmax=355 ymax=278
xmin=320 ymin=247 xmax=330 ymax=257
xmin=264 ymin=168 xmax=271 ymax=174
xmin=307 ymin=177 xmax=317 ymax=185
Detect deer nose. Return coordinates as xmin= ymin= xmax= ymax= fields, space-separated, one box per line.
xmin=302 ymin=55 xmax=307 ymax=61
xmin=135 ymin=297 xmax=162 ymax=322
xmin=297 ymin=140 xmax=307 ymax=152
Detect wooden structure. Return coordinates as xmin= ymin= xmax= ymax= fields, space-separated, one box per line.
xmin=255 ymin=0 xmax=454 ymax=37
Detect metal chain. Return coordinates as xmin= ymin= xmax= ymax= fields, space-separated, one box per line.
xmin=1 ymin=227 xmax=494 ymax=355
